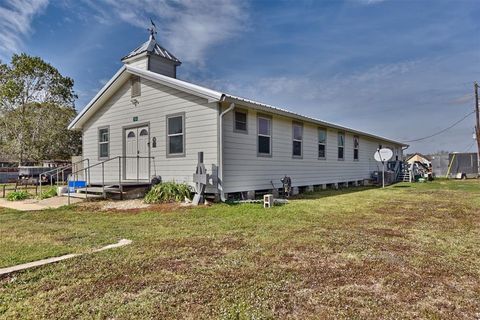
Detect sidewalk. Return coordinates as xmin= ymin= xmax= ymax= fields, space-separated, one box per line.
xmin=0 ymin=196 xmax=83 ymax=211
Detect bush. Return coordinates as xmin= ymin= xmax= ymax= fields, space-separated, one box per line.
xmin=144 ymin=182 xmax=192 ymax=204
xmin=39 ymin=187 xmax=57 ymax=199
xmin=7 ymin=191 xmax=30 ymax=201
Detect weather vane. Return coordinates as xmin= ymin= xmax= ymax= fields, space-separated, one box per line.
xmin=148 ymin=18 xmax=157 ymax=39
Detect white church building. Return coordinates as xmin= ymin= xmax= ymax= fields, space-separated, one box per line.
xmin=69 ymin=29 xmax=406 ymax=200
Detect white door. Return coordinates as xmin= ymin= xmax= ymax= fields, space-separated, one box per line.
xmin=125 ymin=126 xmax=149 ymax=180
xmin=138 ymin=128 xmax=149 ymax=179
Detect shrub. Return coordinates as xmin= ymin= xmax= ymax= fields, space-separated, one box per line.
xmin=39 ymin=187 xmax=58 ymax=199
xmin=144 ymin=182 xmax=192 ymax=204
xmin=7 ymin=191 xmax=30 ymax=201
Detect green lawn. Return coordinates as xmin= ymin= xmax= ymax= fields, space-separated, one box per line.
xmin=1 ymin=180 xmax=479 ymax=319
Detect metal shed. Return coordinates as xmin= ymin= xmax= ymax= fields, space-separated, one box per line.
xmin=447 ymin=153 xmax=478 ymax=178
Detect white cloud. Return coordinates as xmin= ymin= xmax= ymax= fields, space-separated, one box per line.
xmin=0 ymin=0 xmax=48 ymax=60
xmin=355 ymin=0 xmax=386 ymax=5
xmin=209 ymin=60 xmax=420 ymax=105
xmin=202 ymin=57 xmax=475 ymax=153
xmin=98 ymin=78 xmax=109 ymax=86
xmin=83 ymin=0 xmax=248 ymax=66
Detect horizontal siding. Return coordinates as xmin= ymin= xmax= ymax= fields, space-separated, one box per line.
xmin=149 ymin=56 xmax=175 ymax=77
xmin=82 ymin=76 xmax=218 ymax=186
xmin=222 ymin=106 xmax=403 ymax=193
xmin=127 ymin=58 xmax=147 ymax=70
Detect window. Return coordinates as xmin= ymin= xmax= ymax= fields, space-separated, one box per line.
xmin=167 ymin=114 xmax=184 ymax=156
xmin=234 ymin=110 xmax=247 ymax=133
xmin=353 ymin=136 xmax=359 ymax=160
xmin=131 ymin=76 xmax=141 ymax=98
xmin=292 ymin=122 xmax=303 ymax=158
xmin=257 ymin=115 xmax=271 ymax=156
xmin=337 ymin=132 xmax=345 ymax=160
xmin=318 ymin=128 xmax=327 ymax=159
xmin=98 ymin=127 xmax=109 ymax=159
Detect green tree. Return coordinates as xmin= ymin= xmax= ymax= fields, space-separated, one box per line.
xmin=0 ymin=53 xmax=81 ymax=164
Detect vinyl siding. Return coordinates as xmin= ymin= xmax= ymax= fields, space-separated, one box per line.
xmin=81 ymin=76 xmax=218 ymax=187
xmin=222 ymin=106 xmax=403 ymax=193
xmin=148 ymin=56 xmax=176 ymax=77
xmin=127 ymin=57 xmax=147 ymax=70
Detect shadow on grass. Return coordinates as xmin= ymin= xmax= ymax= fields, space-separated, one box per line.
xmin=289 ymin=186 xmax=377 ymax=200
xmin=224 ymin=200 xmax=288 ymax=207
xmin=224 ymin=186 xmax=380 ymax=205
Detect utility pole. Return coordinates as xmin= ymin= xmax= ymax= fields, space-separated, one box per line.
xmin=475 ymin=82 xmax=480 ymax=174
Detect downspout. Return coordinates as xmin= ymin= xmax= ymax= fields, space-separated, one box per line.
xmin=219 ymin=102 xmax=235 ymax=201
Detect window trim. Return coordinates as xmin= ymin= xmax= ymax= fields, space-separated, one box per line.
xmin=353 ymin=135 xmax=359 ymax=161
xmin=337 ymin=131 xmax=345 ymax=161
xmin=292 ymin=121 xmax=303 ymax=159
xmin=131 ymin=76 xmax=141 ymax=98
xmin=318 ymin=127 xmax=327 ymax=160
xmin=98 ymin=126 xmax=110 ymax=160
xmin=257 ymin=113 xmax=272 ymax=157
xmin=233 ymin=108 xmax=248 ymax=134
xmin=166 ymin=112 xmax=186 ymax=158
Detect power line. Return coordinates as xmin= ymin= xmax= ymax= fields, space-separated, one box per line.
xmin=463 ymin=140 xmax=475 ymax=152
xmin=402 ymin=110 xmax=475 ymax=143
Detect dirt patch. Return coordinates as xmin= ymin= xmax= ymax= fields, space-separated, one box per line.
xmin=148 ymin=202 xmax=187 ymax=213
xmin=369 ymin=228 xmax=405 ymax=238
xmin=101 ymin=199 xmax=150 ymax=211
xmin=77 ymin=200 xmax=189 ymax=213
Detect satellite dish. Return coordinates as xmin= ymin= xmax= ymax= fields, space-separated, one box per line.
xmin=374 ymin=148 xmax=393 ymax=162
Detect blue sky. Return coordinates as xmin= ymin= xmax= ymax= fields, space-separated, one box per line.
xmin=0 ymin=0 xmax=479 ymax=153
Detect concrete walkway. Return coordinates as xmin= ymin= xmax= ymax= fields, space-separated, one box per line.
xmin=0 ymin=196 xmax=83 ymax=211
xmin=0 ymin=239 xmax=132 ymax=276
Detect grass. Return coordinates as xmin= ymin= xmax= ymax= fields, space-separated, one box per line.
xmin=0 ymin=180 xmax=479 ymax=319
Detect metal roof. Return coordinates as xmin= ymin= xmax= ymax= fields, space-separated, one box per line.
xmin=127 ymin=65 xmax=222 ymax=102
xmin=222 ymin=94 xmax=408 ymax=147
xmin=122 ymin=35 xmax=181 ymax=65
xmin=69 ymin=65 xmax=407 ymax=146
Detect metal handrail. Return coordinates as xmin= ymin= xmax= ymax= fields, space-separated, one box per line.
xmin=393 ymin=160 xmax=403 ymax=182
xmin=40 ymin=159 xmax=88 ymax=182
xmin=67 ymin=156 xmax=155 ymax=205
xmin=39 ymin=159 xmax=90 ymax=196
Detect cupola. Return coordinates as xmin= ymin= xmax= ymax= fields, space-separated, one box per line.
xmin=121 ymin=21 xmax=181 ymax=78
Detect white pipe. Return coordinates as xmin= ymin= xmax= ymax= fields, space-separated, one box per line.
xmin=219 ymin=102 xmax=235 ymax=201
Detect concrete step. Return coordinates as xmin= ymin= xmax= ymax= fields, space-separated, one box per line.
xmin=62 ymin=193 xmax=103 ymax=199
xmin=75 ymin=187 xmax=121 ymax=194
